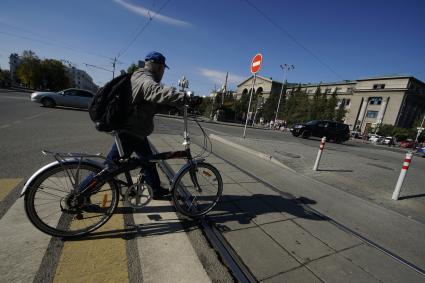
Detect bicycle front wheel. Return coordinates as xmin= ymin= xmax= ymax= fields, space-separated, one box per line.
xmin=24 ymin=161 xmax=119 ymax=238
xmin=172 ymin=162 xmax=223 ymax=218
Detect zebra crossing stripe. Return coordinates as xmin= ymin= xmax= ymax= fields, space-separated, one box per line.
xmin=0 ymin=178 xmax=23 ymax=201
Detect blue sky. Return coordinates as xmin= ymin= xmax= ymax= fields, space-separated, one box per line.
xmin=1 ymin=0 xmax=424 ymax=95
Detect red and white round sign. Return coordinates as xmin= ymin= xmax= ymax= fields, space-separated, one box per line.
xmin=251 ymin=53 xmax=263 ymax=74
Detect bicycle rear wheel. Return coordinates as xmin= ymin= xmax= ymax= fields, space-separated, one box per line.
xmin=172 ymin=162 xmax=222 ymax=218
xmin=24 ymin=161 xmax=119 ymax=238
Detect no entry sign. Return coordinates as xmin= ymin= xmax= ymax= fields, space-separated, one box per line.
xmin=251 ymin=53 xmax=262 ymax=74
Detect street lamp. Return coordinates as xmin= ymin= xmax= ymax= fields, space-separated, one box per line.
xmin=414 ymin=114 xmax=425 ymax=145
xmin=178 ymin=76 xmax=189 ymax=92
xmin=274 ymin=64 xmax=294 ymax=124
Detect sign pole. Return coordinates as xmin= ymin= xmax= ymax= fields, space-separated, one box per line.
xmin=243 ymin=74 xmax=257 ymax=139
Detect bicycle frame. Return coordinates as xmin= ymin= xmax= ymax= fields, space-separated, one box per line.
xmin=21 ymin=105 xmax=203 ymax=197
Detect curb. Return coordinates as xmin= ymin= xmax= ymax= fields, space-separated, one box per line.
xmin=209 ymin=134 xmax=295 ymax=172
xmin=156 ymin=114 xmax=271 ymax=131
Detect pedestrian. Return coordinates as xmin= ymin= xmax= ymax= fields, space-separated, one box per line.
xmin=81 ymin=51 xmax=202 ymax=200
xmin=269 ymin=120 xmax=274 ymax=130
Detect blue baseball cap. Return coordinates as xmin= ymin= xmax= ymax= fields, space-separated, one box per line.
xmin=145 ymin=51 xmax=169 ymax=69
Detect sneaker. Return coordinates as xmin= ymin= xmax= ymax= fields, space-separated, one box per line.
xmin=152 ymin=187 xmax=170 ymax=200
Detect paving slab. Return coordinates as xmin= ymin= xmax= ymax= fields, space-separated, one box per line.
xmin=233 ymin=198 xmax=290 ymax=225
xmin=220 ymin=183 xmax=253 ymax=202
xmin=209 ymin=201 xmax=257 ymax=231
xmin=262 ymin=220 xmax=334 ymax=263
xmin=340 ymin=244 xmax=425 ymax=283
xmin=306 ymin=253 xmax=380 ymax=283
xmin=240 ymin=182 xmax=281 ymax=196
xmin=224 ymin=226 xmax=300 ymax=280
xmin=294 ymin=217 xmax=363 ymax=251
xmin=262 ymin=266 xmax=322 ymax=283
xmin=261 ymin=195 xmax=319 ymax=221
xmin=226 ymin=171 xmax=257 ymax=183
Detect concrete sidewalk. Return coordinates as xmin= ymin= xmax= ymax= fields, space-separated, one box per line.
xmin=150 ymin=133 xmax=425 ymax=282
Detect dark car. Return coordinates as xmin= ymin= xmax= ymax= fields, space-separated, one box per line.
xmin=291 ymin=120 xmax=350 ymax=143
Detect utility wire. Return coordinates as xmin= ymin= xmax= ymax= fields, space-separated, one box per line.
xmin=117 ymin=0 xmax=172 ymax=58
xmin=0 ymin=29 xmax=113 ymax=61
xmin=243 ymin=0 xmax=344 ymax=80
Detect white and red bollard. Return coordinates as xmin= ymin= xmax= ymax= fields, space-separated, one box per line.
xmin=313 ymin=137 xmax=326 ymax=171
xmin=392 ymin=152 xmax=413 ymax=200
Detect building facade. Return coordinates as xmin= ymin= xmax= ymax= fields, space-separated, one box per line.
xmin=9 ymin=53 xmax=21 ymax=85
xmin=235 ymin=75 xmax=425 ymax=131
xmin=64 ymin=65 xmax=98 ymax=93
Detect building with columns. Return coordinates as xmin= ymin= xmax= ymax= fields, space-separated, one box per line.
xmin=235 ymin=75 xmax=425 ymax=131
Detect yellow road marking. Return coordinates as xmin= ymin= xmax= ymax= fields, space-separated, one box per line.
xmin=54 ymin=192 xmax=129 ymax=283
xmin=0 ymin=178 xmax=22 ymax=201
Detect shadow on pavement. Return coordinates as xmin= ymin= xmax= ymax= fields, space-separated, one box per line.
xmin=210 ymin=194 xmax=324 ymax=232
xmin=399 ymin=193 xmax=425 ymax=200
xmin=317 ymin=169 xmax=354 ymax=172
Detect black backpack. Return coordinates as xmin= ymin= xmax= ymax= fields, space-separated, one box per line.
xmin=89 ymin=73 xmax=133 ymax=132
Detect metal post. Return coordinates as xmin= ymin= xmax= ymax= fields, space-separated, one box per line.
xmin=243 ymin=74 xmax=257 ymax=139
xmin=313 ymin=137 xmax=326 ymax=171
xmin=414 ymin=114 xmax=425 ymax=144
xmin=392 ymin=152 xmax=413 ymax=200
xmin=274 ymin=64 xmax=294 ymax=123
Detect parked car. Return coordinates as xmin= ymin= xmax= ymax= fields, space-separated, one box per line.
xmin=30 ymin=88 xmax=94 ymax=109
xmin=368 ymin=134 xmax=382 ymax=143
xmin=399 ymin=139 xmax=415 ymax=148
xmin=350 ymin=130 xmax=362 ymax=139
xmin=382 ymin=136 xmax=395 ymax=145
xmin=416 ymin=146 xmax=425 ymax=158
xmin=291 ymin=120 xmax=350 ymax=143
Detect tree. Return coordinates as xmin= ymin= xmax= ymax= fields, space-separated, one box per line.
xmin=262 ymin=85 xmax=286 ymax=121
xmin=282 ymin=84 xmax=310 ymax=125
xmin=0 ymin=69 xmax=11 ymax=87
xmin=127 ymin=63 xmax=138 ymax=73
xmin=16 ymin=50 xmax=42 ymax=89
xmin=324 ymin=89 xmax=338 ymax=121
xmin=40 ymin=59 xmax=70 ymax=91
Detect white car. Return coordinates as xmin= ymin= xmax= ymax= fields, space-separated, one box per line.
xmin=382 ymin=136 xmax=395 ymax=145
xmin=30 ymin=88 xmax=94 ymax=109
xmin=368 ymin=134 xmax=382 ymax=143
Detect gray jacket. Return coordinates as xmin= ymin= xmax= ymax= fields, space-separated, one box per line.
xmin=121 ymin=68 xmax=186 ymax=138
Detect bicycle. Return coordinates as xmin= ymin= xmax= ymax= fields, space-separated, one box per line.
xmin=21 ymin=105 xmax=223 ymax=238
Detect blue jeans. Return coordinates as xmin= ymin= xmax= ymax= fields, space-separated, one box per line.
xmin=79 ymin=133 xmax=160 ymax=191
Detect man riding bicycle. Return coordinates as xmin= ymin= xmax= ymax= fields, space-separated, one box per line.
xmin=90 ymin=51 xmax=201 ymax=200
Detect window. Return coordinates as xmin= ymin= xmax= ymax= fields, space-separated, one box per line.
xmin=373 ymin=84 xmax=385 ymax=89
xmin=366 ymin=110 xmax=378 ymax=118
xmin=325 ymin=88 xmax=331 ymax=94
xmin=347 ymin=87 xmax=353 ymax=93
xmin=368 ymin=97 xmax=382 ymax=105
xmin=339 ymin=98 xmax=351 ymax=107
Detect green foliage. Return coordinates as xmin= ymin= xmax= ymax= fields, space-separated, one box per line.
xmin=127 ymin=63 xmax=138 ymax=73
xmin=376 ymin=124 xmax=419 ymax=141
xmin=16 ymin=50 xmax=70 ymax=90
xmin=262 ymin=85 xmax=285 ymax=121
xmin=282 ymin=85 xmax=310 ymax=125
xmin=0 ymin=69 xmax=11 ymax=87
xmin=40 ymin=59 xmax=71 ymax=91
xmin=16 ymin=51 xmax=42 ymax=89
